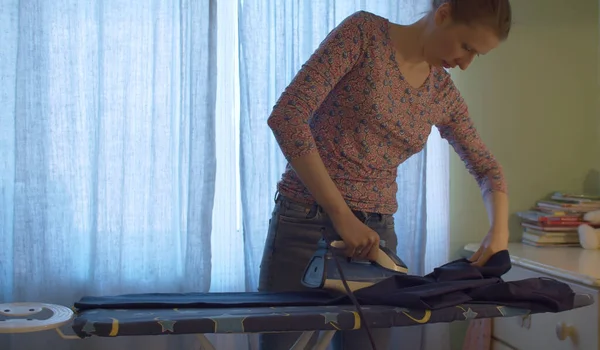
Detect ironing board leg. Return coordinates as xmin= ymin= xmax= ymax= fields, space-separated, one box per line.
xmin=312 ymin=330 xmax=336 ymax=350
xmin=289 ymin=331 xmax=315 ymax=350
xmin=196 ymin=334 xmax=216 ymax=350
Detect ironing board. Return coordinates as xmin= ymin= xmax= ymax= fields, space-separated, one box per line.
xmin=1 ymin=293 xmax=595 ymax=350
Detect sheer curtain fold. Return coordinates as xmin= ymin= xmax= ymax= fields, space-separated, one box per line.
xmin=1 ymin=0 xmax=217 ymax=349
xmin=0 ymin=0 xmax=19 ymax=304
xmin=183 ymin=0 xmax=218 ymax=293
xmin=1 ymin=0 xmax=451 ymax=349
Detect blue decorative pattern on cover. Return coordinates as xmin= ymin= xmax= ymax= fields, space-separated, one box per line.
xmin=70 ymin=250 xmax=596 ymax=341
xmin=71 ymin=293 xmax=595 ymax=337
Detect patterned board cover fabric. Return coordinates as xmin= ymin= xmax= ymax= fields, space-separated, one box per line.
xmin=71 ymin=293 xmax=594 ymax=338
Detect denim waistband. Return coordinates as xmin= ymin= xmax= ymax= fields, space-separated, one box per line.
xmin=274 ymin=192 xmax=389 ymax=222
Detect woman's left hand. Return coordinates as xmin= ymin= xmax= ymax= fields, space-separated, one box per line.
xmin=469 ymin=227 xmax=509 ymax=267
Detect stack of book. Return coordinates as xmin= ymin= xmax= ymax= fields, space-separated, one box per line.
xmin=516 ymin=192 xmax=600 ymax=247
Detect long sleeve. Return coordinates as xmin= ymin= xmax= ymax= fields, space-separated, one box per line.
xmin=435 ymin=79 xmax=508 ymax=197
xmin=267 ymin=11 xmax=369 ymax=160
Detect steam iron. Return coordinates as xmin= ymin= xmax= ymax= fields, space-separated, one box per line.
xmin=301 ymin=238 xmax=409 ymax=294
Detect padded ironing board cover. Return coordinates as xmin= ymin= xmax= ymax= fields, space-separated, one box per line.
xmin=71 ymin=250 xmax=596 ymax=337
xmin=70 ymin=292 xmax=595 ymax=338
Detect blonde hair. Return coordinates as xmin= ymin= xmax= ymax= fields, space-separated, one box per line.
xmin=432 ymin=0 xmax=512 ymax=40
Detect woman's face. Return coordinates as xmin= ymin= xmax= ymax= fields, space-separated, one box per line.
xmin=423 ymin=6 xmax=500 ymax=70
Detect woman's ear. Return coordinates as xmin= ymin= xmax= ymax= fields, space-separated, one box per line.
xmin=433 ymin=2 xmax=453 ymax=27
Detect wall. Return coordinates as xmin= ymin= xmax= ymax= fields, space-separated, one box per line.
xmin=446 ymin=0 xmax=600 ymax=348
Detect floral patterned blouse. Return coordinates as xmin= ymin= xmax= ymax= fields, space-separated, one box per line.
xmin=267 ymin=11 xmax=507 ymax=214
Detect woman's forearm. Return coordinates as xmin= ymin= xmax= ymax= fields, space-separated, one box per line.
xmin=483 ymin=190 xmax=510 ymax=232
xmin=288 ymin=150 xmax=353 ymax=219
xmin=289 ymin=150 xmax=381 ymax=259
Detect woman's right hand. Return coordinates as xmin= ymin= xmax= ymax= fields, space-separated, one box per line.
xmin=283 ymin=150 xmax=381 ymax=261
xmin=330 ymin=211 xmax=380 ymax=261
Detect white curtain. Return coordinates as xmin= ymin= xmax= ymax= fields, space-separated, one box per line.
xmin=0 ymin=0 xmax=450 ymax=349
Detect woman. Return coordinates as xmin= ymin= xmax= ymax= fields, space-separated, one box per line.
xmin=259 ymin=0 xmax=512 ymax=349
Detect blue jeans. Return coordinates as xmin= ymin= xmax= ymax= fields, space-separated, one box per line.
xmin=258 ymin=194 xmax=397 ymax=350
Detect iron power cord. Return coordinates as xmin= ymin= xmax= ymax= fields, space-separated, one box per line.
xmin=321 ymin=229 xmax=378 ymax=350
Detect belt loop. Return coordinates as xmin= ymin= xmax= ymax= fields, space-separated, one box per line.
xmin=360 ymin=211 xmax=369 ymax=223
xmin=274 ymin=191 xmax=290 ymax=210
xmin=316 ymin=203 xmax=324 ymax=215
